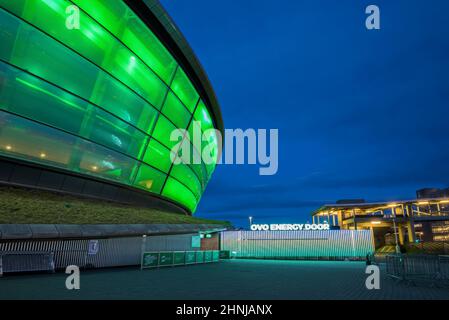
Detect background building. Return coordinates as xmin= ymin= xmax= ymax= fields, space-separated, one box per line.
xmin=0 ymin=0 xmax=223 ymax=215
xmin=417 ymin=188 xmax=449 ymax=199
xmin=312 ymin=190 xmax=449 ymax=249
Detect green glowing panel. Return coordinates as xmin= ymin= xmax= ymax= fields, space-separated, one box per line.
xmin=142 ymin=139 xmax=173 ymax=173
xmin=152 ymin=115 xmax=182 ymax=150
xmin=187 ymin=119 xmax=202 ymax=151
xmin=0 ymin=1 xmax=220 ymax=214
xmin=189 ymin=99 xmax=221 ymax=175
xmin=187 ymin=121 xmax=219 ymax=177
xmin=176 ymin=139 xmax=208 ymax=188
xmin=0 ymin=0 xmax=24 ymax=17
xmin=88 ymin=112 xmax=149 ymax=160
xmin=204 ymin=251 xmax=212 ymax=263
xmin=3 ymin=70 xmax=86 ymax=135
xmin=171 ymin=164 xmax=202 ymax=199
xmin=0 ymin=111 xmax=76 ymax=169
xmin=133 ymin=164 xmax=166 ymax=194
xmin=0 ymin=111 xmax=137 ymax=186
xmin=162 ymin=177 xmax=197 ymax=212
xmin=212 ymin=250 xmax=220 ymax=262
xmin=0 ymin=62 xmax=149 ymax=160
xmin=195 ymin=251 xmax=204 ymax=263
xmin=0 ymin=8 xmax=158 ymax=133
xmin=194 ymin=100 xmax=214 ymax=133
xmin=173 ymin=252 xmax=186 ymax=265
xmin=185 ymin=251 xmax=196 ymax=264
xmin=171 ymin=68 xmax=199 ymax=113
xmin=159 ymin=252 xmax=174 ymax=266
xmin=72 ymin=0 xmax=177 ymax=84
xmin=2 ymin=0 xmax=168 ymax=110
xmin=162 ymin=91 xmax=191 ymax=129
xmin=202 ymin=129 xmax=219 ymax=177
xmin=142 ymin=252 xmax=159 ymax=268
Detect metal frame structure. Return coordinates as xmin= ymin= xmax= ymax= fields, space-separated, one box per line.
xmin=312 ymin=197 xmax=449 ymax=245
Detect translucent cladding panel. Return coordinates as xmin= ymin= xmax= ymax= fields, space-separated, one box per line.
xmin=0 ymin=9 xmax=157 ymax=133
xmin=0 ymin=62 xmax=148 ymax=159
xmin=0 ymin=111 xmax=136 ymax=185
xmin=186 ymin=119 xmax=202 ymax=151
xmin=1 ymin=0 xmax=168 ymax=110
xmin=133 ymin=164 xmax=166 ymax=194
xmin=187 ymin=120 xmax=219 ymax=169
xmin=71 ymin=0 xmax=177 ymax=83
xmin=201 ymin=128 xmax=219 ymax=177
xmin=170 ymin=163 xmax=202 ymax=199
xmin=142 ymin=139 xmax=172 ymax=173
xmin=0 ymin=64 xmax=84 ymax=135
xmin=162 ymin=91 xmax=191 ymax=129
xmin=93 ymin=73 xmax=158 ymax=134
xmin=152 ymin=114 xmax=183 ymax=151
xmin=89 ymin=110 xmax=149 ymax=160
xmin=189 ymin=100 xmax=219 ymax=173
xmin=162 ymin=177 xmax=197 ymax=212
xmin=0 ymin=9 xmax=95 ymax=97
xmin=193 ymin=100 xmax=214 ymax=133
xmin=76 ymin=137 xmax=137 ymax=185
xmin=176 ymin=139 xmax=207 ymax=188
xmin=0 ymin=111 xmax=76 ymax=168
xmin=171 ymin=68 xmax=199 ymax=113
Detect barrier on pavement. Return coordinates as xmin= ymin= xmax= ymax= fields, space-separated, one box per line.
xmin=141 ymin=250 xmax=219 ymax=270
xmin=386 ymin=254 xmax=449 ymax=287
xmin=0 ymin=252 xmax=55 ymax=276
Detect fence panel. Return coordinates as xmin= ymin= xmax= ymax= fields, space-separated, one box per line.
xmin=220 ymin=230 xmax=374 ymax=260
xmin=141 ymin=250 xmax=219 ymax=269
xmin=0 ymin=252 xmax=55 ymax=275
xmin=386 ymin=254 xmax=449 ymax=286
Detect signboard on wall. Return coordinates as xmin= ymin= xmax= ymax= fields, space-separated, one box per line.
xmin=142 ymin=252 xmax=159 ymax=268
xmin=141 ymin=250 xmax=220 ymax=269
xmin=250 ymin=223 xmax=330 ymax=231
xmin=191 ymin=235 xmax=201 ymax=248
xmin=204 ymin=251 xmax=212 ymax=263
xmin=185 ymin=251 xmax=196 ymax=264
xmin=196 ymin=251 xmax=204 ymax=263
xmin=88 ymin=240 xmax=99 ymax=255
xmin=173 ymin=252 xmax=186 ymax=265
xmin=159 ymin=252 xmax=174 ymax=266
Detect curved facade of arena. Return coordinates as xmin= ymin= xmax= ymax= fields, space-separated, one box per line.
xmin=0 ymin=0 xmax=223 ymax=214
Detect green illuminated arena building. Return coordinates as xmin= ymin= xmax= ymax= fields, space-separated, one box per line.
xmin=0 ymin=0 xmax=223 ymax=215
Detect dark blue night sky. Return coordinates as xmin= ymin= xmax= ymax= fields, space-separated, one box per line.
xmin=161 ymin=0 xmax=449 ymax=227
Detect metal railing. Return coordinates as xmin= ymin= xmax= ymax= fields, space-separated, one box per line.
xmin=0 ymin=252 xmax=55 ymax=276
xmin=141 ymin=250 xmax=220 ymax=270
xmin=386 ymin=254 xmax=449 ymax=287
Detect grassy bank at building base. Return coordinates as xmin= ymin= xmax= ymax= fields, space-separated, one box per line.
xmin=0 ymin=186 xmax=228 ymax=225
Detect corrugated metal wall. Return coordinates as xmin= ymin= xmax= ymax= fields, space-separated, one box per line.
xmin=0 ymin=233 xmax=198 ymax=270
xmin=220 ymin=230 xmax=374 ymax=259
xmin=143 ymin=234 xmax=199 ymax=252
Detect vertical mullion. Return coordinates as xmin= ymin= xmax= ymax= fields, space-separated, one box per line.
xmin=130 ymin=64 xmax=179 ymax=186
xmin=160 ymin=95 xmax=201 ymax=195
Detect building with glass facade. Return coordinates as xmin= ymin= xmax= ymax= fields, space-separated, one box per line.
xmin=0 ymin=0 xmax=223 ymax=214
xmin=312 ymin=197 xmax=449 ymax=248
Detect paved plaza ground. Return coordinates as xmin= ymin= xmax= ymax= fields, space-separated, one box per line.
xmin=0 ymin=260 xmax=448 ymax=299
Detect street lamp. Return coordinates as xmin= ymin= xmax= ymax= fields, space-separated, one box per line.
xmin=248 ymin=216 xmax=253 ymax=229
